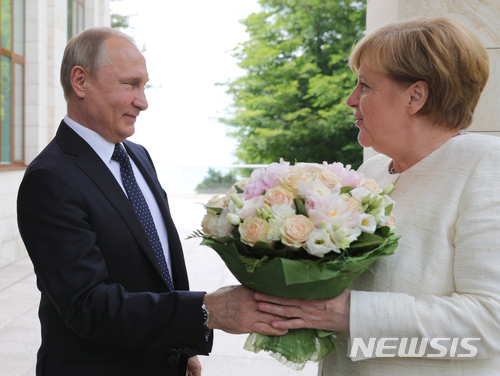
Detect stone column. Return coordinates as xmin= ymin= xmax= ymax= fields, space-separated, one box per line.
xmin=1 ymin=0 xmax=110 ymax=269
xmin=364 ymin=0 xmax=500 ymax=159
xmin=85 ymin=0 xmax=111 ymax=29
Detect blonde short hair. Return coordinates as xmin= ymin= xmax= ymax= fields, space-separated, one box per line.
xmin=60 ymin=27 xmax=136 ymax=101
xmin=349 ymin=17 xmax=489 ymax=130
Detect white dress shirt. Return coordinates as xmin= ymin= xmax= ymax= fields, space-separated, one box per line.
xmin=64 ymin=115 xmax=173 ymax=276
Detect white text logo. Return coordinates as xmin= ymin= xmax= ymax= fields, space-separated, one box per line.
xmin=350 ymin=337 xmax=481 ymax=358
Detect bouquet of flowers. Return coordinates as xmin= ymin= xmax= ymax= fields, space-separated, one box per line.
xmin=193 ymin=159 xmax=399 ymax=369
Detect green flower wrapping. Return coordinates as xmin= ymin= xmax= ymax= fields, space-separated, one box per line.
xmin=200 ymin=231 xmax=398 ymax=369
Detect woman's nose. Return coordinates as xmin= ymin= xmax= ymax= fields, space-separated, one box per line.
xmin=346 ymin=86 xmax=359 ymax=108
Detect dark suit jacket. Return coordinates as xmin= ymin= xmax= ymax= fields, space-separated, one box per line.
xmin=17 ymin=121 xmax=212 ymax=376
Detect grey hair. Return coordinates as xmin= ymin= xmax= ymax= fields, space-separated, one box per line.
xmin=60 ymin=27 xmax=136 ymax=101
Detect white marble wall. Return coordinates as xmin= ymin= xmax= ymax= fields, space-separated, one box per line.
xmin=0 ymin=171 xmax=25 ymax=267
xmin=0 ymin=0 xmax=110 ymax=269
xmin=364 ymin=0 xmax=500 ymax=159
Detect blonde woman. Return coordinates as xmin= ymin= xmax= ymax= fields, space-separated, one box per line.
xmin=256 ymin=17 xmax=500 ymax=375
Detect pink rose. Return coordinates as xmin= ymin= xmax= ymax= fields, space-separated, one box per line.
xmin=264 ymin=186 xmax=295 ymax=207
xmin=280 ymin=167 xmax=309 ymax=191
xmin=280 ymin=215 xmax=315 ymax=249
xmin=206 ymin=195 xmax=226 ymax=209
xmin=316 ymin=169 xmax=342 ymax=190
xmin=225 ymin=178 xmax=252 ymax=204
xmin=239 ymin=217 xmax=271 ymax=246
xmin=201 ymin=212 xmax=219 ymax=236
xmin=342 ymin=195 xmax=364 ymax=213
xmin=358 ymin=177 xmax=381 ymax=193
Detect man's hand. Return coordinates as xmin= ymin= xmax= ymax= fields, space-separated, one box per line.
xmin=186 ymin=356 xmax=201 ymax=376
xmin=203 ymin=286 xmax=288 ymax=336
xmin=254 ymin=289 xmax=351 ymax=333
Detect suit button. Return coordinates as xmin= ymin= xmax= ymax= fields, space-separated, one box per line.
xmin=168 ymin=355 xmax=178 ymax=365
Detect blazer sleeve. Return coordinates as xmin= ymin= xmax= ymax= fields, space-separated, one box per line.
xmin=17 ymin=166 xmax=212 ymax=355
xmin=348 ymin=149 xmax=500 ymax=360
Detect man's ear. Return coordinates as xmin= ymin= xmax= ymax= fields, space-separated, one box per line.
xmin=70 ymin=66 xmax=89 ymax=99
xmin=406 ymin=80 xmax=428 ymax=115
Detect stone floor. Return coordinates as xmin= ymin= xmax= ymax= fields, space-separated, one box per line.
xmin=0 ymin=196 xmax=318 ymax=376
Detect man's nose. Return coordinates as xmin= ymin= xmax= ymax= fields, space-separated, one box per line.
xmin=134 ymin=89 xmax=149 ymax=111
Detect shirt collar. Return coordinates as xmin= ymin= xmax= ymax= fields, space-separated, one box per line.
xmin=64 ymin=115 xmax=120 ymax=164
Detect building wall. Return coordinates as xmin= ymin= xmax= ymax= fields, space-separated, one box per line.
xmin=0 ymin=0 xmax=110 ymax=269
xmin=364 ymin=0 xmax=500 ymax=159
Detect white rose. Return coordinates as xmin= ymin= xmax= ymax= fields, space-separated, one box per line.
xmin=270 ymin=204 xmax=296 ymax=222
xmin=350 ymin=187 xmax=372 ymax=203
xmin=267 ymin=218 xmax=283 ymax=242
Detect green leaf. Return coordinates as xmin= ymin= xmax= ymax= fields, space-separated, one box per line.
xmin=377 ymin=226 xmax=391 ymax=238
xmin=341 ymin=186 xmax=353 ymax=194
xmin=185 ymin=229 xmax=206 ymax=240
xmin=202 ymin=204 xmax=223 ymax=214
xmin=294 ymin=198 xmax=308 ymax=217
xmin=348 ymin=232 xmax=384 ymax=249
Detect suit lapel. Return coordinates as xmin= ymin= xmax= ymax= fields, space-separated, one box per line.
xmin=124 ymin=142 xmax=189 ymax=291
xmin=56 ymin=122 xmax=170 ymax=288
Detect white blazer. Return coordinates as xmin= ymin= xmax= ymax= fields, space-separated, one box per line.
xmin=320 ymin=133 xmax=500 ymax=375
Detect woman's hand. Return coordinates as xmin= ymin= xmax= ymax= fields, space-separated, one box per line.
xmin=254 ymin=289 xmax=351 ymax=333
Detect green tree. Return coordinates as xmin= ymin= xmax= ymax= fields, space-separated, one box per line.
xmin=195 ymin=168 xmax=238 ymax=194
xmin=220 ymin=0 xmax=366 ymax=169
xmin=110 ymin=0 xmax=130 ymax=30
xmin=111 ymin=13 xmax=130 ymax=29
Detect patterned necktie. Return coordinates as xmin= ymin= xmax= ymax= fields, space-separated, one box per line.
xmin=112 ymin=143 xmax=174 ymax=290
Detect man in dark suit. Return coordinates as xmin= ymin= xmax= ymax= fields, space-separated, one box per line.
xmin=17 ymin=27 xmax=286 ymax=376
